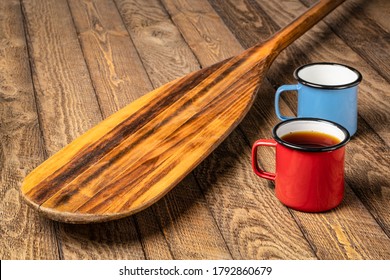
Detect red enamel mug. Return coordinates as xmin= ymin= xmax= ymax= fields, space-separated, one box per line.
xmin=252 ymin=118 xmax=350 ymax=212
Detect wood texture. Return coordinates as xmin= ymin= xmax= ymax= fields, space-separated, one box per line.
xmin=2 ymin=0 xmax=389 ymax=260
xmin=115 ymin=0 xmax=200 ymax=87
xmin=21 ymin=0 xmax=103 ymax=155
xmin=21 ymin=0 xmax=346 ymax=223
xmin=68 ymin=0 xmax=153 ymax=113
xmin=0 ymin=0 xmax=59 ymax=260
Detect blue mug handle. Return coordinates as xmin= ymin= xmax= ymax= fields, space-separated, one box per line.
xmin=275 ymin=84 xmax=299 ymax=121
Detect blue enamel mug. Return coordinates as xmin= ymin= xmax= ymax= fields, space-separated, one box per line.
xmin=275 ymin=62 xmax=362 ymax=136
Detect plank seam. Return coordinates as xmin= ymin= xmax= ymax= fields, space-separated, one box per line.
xmin=192 ymin=173 xmax=235 ymax=259
xmin=112 ymin=0 xmax=157 ymax=89
xmin=157 ymin=0 xmax=204 ymax=70
xmin=19 ymin=0 xmax=64 ymax=260
xmin=65 ymin=0 xmax=105 ymax=121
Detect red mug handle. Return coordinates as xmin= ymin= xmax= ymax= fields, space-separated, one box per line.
xmin=251 ymin=139 xmax=277 ymax=181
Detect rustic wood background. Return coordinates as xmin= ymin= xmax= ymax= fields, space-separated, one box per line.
xmin=1 ymin=0 xmax=389 ymax=259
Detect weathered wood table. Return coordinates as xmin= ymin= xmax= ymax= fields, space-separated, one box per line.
xmin=1 ymin=0 xmax=389 ymax=259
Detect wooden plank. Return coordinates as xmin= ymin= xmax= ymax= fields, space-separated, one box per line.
xmin=210 ymin=0 xmax=390 ymax=259
xmin=54 ymin=219 xmax=145 ymax=259
xmin=68 ymin=0 xmax=153 ymax=115
xmin=161 ymin=0 xmax=317 ymax=259
xmin=362 ymin=0 xmax=390 ymax=32
xmin=302 ymin=0 xmax=390 ymax=84
xmin=0 ymin=0 xmax=59 ymax=259
xmin=161 ymin=0 xmax=243 ymax=65
xmin=21 ymin=0 xmax=146 ymax=259
xmin=208 ymin=0 xmax=279 ymax=49
xmin=152 ymin=175 xmax=232 ymax=259
xmin=133 ymin=209 xmax=173 ymax=260
xmin=114 ymin=0 xmax=200 ymax=86
xmin=21 ymin=0 xmax=102 ymax=154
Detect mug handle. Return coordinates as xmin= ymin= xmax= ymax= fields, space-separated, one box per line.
xmin=275 ymin=84 xmax=299 ymax=121
xmin=251 ymin=139 xmax=277 ymax=181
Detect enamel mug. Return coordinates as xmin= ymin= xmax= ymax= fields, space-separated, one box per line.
xmin=275 ymin=62 xmax=362 ymax=136
xmin=251 ymin=118 xmax=350 ymax=212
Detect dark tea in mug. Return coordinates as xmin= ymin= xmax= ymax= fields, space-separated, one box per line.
xmin=251 ymin=118 xmax=351 ymax=212
xmin=281 ymin=131 xmax=340 ymax=148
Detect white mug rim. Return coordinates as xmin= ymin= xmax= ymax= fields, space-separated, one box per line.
xmin=294 ymin=62 xmax=362 ymax=89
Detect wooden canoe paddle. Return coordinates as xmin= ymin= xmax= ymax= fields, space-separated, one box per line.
xmin=21 ymin=0 xmax=345 ymax=223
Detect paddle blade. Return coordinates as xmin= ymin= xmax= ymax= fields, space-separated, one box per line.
xmin=21 ymin=50 xmax=270 ymax=223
